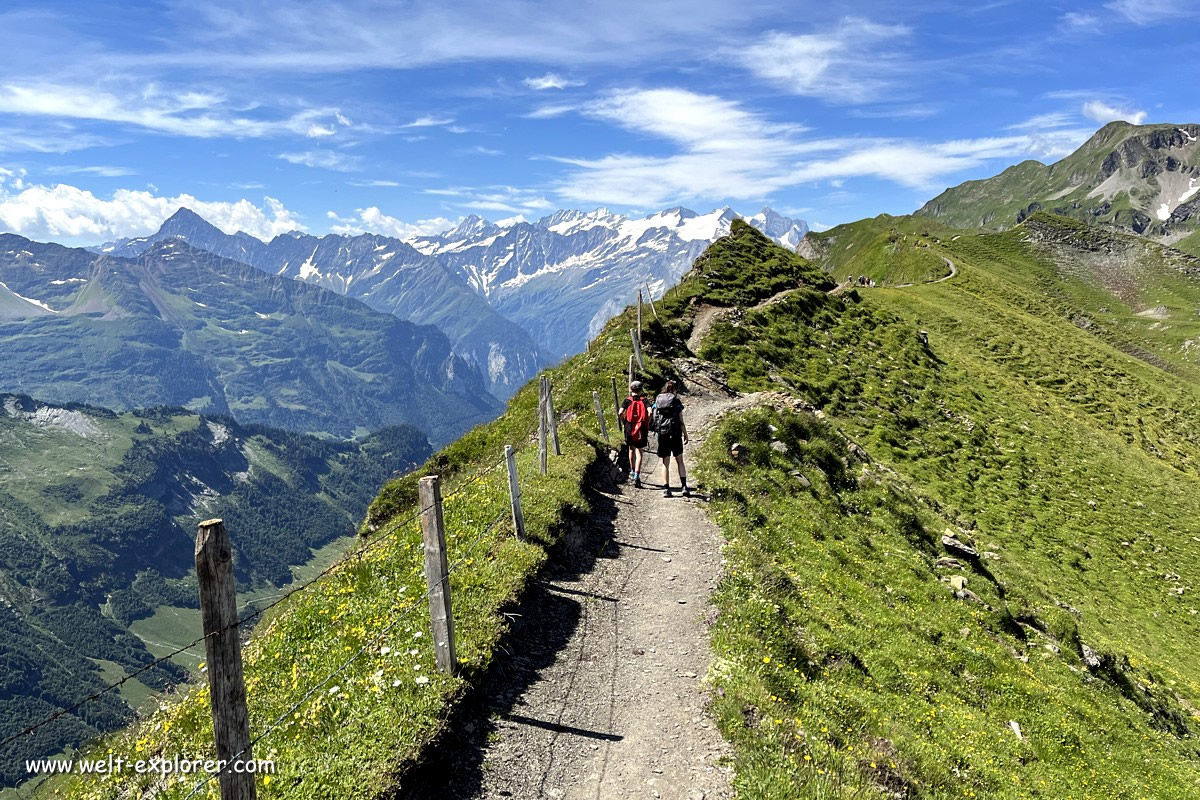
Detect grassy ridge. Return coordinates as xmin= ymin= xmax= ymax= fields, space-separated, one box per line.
xmin=685 ymin=221 xmax=1200 ymax=797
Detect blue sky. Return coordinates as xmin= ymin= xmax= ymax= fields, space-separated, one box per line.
xmin=0 ymin=0 xmax=1196 ymax=245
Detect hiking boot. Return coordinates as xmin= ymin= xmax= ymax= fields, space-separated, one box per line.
xmin=664 ymin=488 xmax=673 ymax=498
xmin=633 ymin=477 xmax=642 ymax=488
xmin=682 ymin=486 xmax=691 ymax=498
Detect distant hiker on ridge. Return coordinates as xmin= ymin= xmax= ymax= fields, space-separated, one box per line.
xmin=653 ymin=380 xmax=690 ymax=498
xmin=621 ymin=381 xmax=649 ymax=488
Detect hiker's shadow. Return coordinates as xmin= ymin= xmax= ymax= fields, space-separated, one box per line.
xmin=389 ymin=458 xmax=622 ymax=800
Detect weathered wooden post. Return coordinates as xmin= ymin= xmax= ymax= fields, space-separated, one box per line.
xmin=628 ymin=353 xmax=635 ymax=386
xmin=637 ymin=290 xmax=643 ymax=343
xmin=611 ymin=376 xmax=622 ymax=434
xmin=504 ymin=445 xmax=525 ymax=541
xmin=418 ymin=477 xmax=457 ymax=675
xmin=630 ymin=327 xmax=644 ymax=370
xmin=644 ymin=283 xmax=659 ymax=320
xmin=195 ymin=519 xmax=257 ymax=800
xmin=538 ymin=378 xmax=548 ymax=475
xmin=544 ymin=376 xmax=561 ymax=456
xmin=593 ymin=391 xmax=609 ymax=443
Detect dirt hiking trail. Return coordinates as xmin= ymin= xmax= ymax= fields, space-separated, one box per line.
xmin=398 ymin=363 xmax=759 ymax=800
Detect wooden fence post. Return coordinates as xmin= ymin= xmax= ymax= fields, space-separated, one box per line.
xmin=544 ymin=377 xmax=561 ymax=456
xmin=593 ymin=391 xmax=609 ymax=443
xmin=637 ymin=290 xmax=643 ymax=343
xmin=630 ymin=327 xmax=644 ymax=370
xmin=504 ymin=445 xmax=525 ymax=541
xmin=644 ymin=282 xmax=659 ymax=320
xmin=628 ymin=353 xmax=635 ymax=386
xmin=195 ymin=519 xmax=257 ymax=800
xmin=611 ymin=376 xmax=622 ymax=434
xmin=538 ymin=378 xmax=548 ymax=475
xmin=418 ymin=477 xmax=457 ymax=676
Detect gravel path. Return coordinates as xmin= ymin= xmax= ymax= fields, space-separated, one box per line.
xmin=398 ymin=371 xmax=744 ymax=800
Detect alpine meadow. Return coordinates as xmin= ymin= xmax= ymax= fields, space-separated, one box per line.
xmin=2 ymin=3 xmax=1200 ymax=800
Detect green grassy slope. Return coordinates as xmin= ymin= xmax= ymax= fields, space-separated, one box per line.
xmin=0 ymin=399 xmax=429 ymax=789
xmin=801 ymin=214 xmax=957 ymax=287
xmin=684 ymin=221 xmax=1200 ymax=797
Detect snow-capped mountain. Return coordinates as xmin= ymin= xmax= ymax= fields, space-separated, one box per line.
xmin=97 ymin=209 xmax=547 ymax=397
xmin=407 ymin=206 xmax=808 ymax=356
xmin=94 ymin=205 xmax=808 ymax=376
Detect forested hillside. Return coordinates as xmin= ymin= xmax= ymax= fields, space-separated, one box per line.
xmin=0 ymin=396 xmax=429 ymax=787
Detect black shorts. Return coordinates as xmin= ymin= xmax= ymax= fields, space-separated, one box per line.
xmin=625 ymin=431 xmax=646 ymax=449
xmin=657 ymin=433 xmax=684 ymax=458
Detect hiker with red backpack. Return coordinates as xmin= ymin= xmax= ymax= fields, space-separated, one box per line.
xmin=620 ymin=381 xmax=650 ymax=488
xmin=652 ymin=380 xmax=690 ymax=497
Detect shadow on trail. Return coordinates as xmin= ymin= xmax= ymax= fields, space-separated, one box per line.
xmin=389 ymin=457 xmax=623 ymax=800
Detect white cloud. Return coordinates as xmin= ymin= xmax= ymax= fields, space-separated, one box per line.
xmin=1106 ymin=0 xmax=1193 ymax=24
xmin=348 ymin=179 xmax=402 ymax=187
xmin=524 ymin=104 xmax=578 ymax=119
xmin=523 ymin=73 xmax=584 ymax=90
xmin=0 ymin=81 xmax=348 ymax=140
xmin=1081 ymin=100 xmax=1147 ymax=125
xmin=1006 ymin=112 xmax=1076 ymax=131
xmin=43 ymin=165 xmax=137 ymax=178
xmin=1060 ymin=11 xmax=1101 ymax=33
xmin=402 ymin=115 xmax=454 ymax=128
xmin=465 ymin=146 xmax=503 ymax=156
xmin=546 ymin=87 xmax=1093 ymax=207
xmin=104 ymin=0 xmax=764 ymax=72
xmin=327 ymin=207 xmax=457 ymax=238
xmin=423 ymin=185 xmax=553 ymax=215
xmin=738 ymin=18 xmax=911 ymax=103
xmin=0 ymin=173 xmax=304 ymax=243
xmin=278 ymin=150 xmax=362 ymax=171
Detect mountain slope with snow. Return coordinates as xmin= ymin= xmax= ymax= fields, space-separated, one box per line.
xmin=408 ymin=206 xmax=808 ymax=355
xmin=99 ymin=210 xmax=546 ymax=396
xmin=96 ymin=205 xmax=808 ymax=363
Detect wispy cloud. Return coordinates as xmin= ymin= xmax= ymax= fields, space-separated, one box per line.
xmin=327 ymin=207 xmax=457 ymax=238
xmin=849 ymin=104 xmax=940 ymax=120
xmin=424 ymin=185 xmax=552 ymax=215
xmin=523 ymin=73 xmax=584 ymax=90
xmin=1105 ymin=0 xmax=1194 ymax=24
xmin=278 ymin=150 xmax=362 ymax=171
xmin=402 ymin=115 xmax=454 ymax=128
xmin=1081 ymin=100 xmax=1147 ymax=125
xmin=348 ymin=179 xmax=402 ymax=187
xmin=43 ymin=164 xmax=136 ymax=177
xmin=0 ymin=81 xmax=349 ymax=140
xmin=464 ymin=145 xmax=503 ymax=156
xmin=524 ymin=104 xmax=578 ymax=119
xmin=0 ymin=170 xmax=303 ymax=242
xmin=1059 ymin=11 xmax=1101 ymax=33
xmin=545 ymin=86 xmax=1091 ymax=208
xmin=98 ymin=0 xmax=762 ymax=73
xmin=737 ymin=18 xmax=912 ymax=103
xmin=1005 ymin=112 xmax=1077 ymax=131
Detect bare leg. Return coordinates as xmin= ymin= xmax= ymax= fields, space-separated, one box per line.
xmin=661 ymin=452 xmax=671 ymax=490
xmin=675 ymin=454 xmax=687 ymax=484
xmin=633 ymin=448 xmax=643 ymax=475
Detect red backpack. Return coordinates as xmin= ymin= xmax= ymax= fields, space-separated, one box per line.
xmin=624 ymin=396 xmax=649 ymax=438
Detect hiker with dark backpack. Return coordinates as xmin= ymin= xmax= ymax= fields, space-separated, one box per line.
xmin=620 ymin=381 xmax=650 ymax=488
xmin=652 ymin=380 xmax=690 ymax=497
